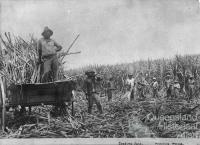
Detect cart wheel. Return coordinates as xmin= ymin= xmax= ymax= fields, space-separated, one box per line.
xmin=0 ymin=77 xmax=6 ymax=132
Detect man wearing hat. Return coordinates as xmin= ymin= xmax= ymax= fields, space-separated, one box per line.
xmin=105 ymin=76 xmax=115 ymax=101
xmin=188 ymin=75 xmax=195 ymax=100
xmin=95 ymin=75 xmax=104 ymax=97
xmin=173 ymin=79 xmax=181 ymax=98
xmin=165 ymin=74 xmax=171 ymax=87
xmin=164 ymin=74 xmax=173 ymax=98
xmin=177 ymin=71 xmax=184 ymax=93
xmin=37 ymin=26 xmax=62 ymax=82
xmin=125 ymin=74 xmax=135 ymax=101
xmin=83 ymin=71 xmax=103 ymax=114
xmin=152 ymin=77 xmax=159 ymax=98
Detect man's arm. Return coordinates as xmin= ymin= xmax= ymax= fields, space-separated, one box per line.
xmin=54 ymin=40 xmax=62 ymax=52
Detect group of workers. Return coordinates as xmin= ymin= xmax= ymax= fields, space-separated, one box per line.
xmin=126 ymin=72 xmax=196 ymax=101
xmin=164 ymin=73 xmax=196 ymax=99
xmin=37 ymin=27 xmax=197 ymax=115
xmin=125 ymin=73 xmax=159 ymax=100
xmin=36 ymin=27 xmax=115 ymax=114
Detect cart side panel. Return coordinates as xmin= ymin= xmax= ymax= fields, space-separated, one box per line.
xmin=7 ymin=80 xmax=75 ymax=106
xmin=22 ymin=83 xmax=56 ymax=105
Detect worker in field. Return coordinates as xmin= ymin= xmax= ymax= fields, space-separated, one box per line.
xmin=137 ymin=81 xmax=146 ymax=100
xmin=176 ymin=71 xmax=185 ymax=93
xmin=173 ymin=80 xmax=181 ymax=98
xmin=145 ymin=73 xmax=150 ymax=83
xmin=165 ymin=74 xmax=173 ymax=98
xmin=136 ymin=72 xmax=147 ymax=100
xmin=83 ymin=71 xmax=103 ymax=114
xmin=95 ymin=75 xmax=104 ymax=97
xmin=126 ymin=74 xmax=135 ymax=101
xmin=105 ymin=76 xmax=115 ymax=101
xmin=152 ymin=77 xmax=159 ymax=98
xmin=37 ymin=26 xmax=62 ymax=83
xmin=188 ymin=75 xmax=195 ymax=100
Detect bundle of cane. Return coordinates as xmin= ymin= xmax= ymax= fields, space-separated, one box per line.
xmin=0 ymin=33 xmax=38 ymax=84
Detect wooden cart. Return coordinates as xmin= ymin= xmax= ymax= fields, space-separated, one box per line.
xmin=0 ymin=77 xmax=76 ymax=131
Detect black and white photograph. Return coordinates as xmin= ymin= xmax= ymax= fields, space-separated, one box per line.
xmin=1 ymin=0 xmax=200 ymax=144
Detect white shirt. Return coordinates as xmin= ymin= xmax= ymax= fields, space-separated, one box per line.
xmin=126 ymin=78 xmax=135 ymax=88
xmin=152 ymin=81 xmax=158 ymax=89
xmin=174 ymin=83 xmax=180 ymax=89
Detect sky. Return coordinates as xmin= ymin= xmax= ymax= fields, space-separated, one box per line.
xmin=1 ymin=0 xmax=200 ymax=70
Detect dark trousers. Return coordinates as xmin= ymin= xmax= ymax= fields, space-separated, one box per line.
xmin=88 ymin=93 xmax=103 ymax=114
xmin=138 ymin=88 xmax=145 ymax=99
xmin=153 ymin=89 xmax=158 ymax=98
xmin=41 ymin=56 xmax=58 ymax=83
xmin=167 ymin=87 xmax=172 ymax=98
xmin=188 ymin=85 xmax=194 ymax=100
xmin=130 ymin=88 xmax=134 ymax=101
xmin=107 ymin=89 xmax=112 ymax=101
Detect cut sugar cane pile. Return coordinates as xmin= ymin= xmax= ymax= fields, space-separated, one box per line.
xmin=2 ymin=92 xmax=155 ymax=138
xmin=3 ymin=90 xmax=200 ymax=138
xmin=0 ymin=33 xmax=38 ymax=84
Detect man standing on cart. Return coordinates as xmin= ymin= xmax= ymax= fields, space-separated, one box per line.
xmin=37 ymin=26 xmax=62 ymax=83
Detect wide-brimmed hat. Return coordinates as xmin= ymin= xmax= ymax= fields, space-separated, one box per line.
xmin=85 ymin=71 xmax=95 ymax=77
xmin=41 ymin=26 xmax=53 ymax=36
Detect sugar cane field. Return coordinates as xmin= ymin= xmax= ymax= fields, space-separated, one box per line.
xmin=0 ymin=33 xmax=200 ymax=138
